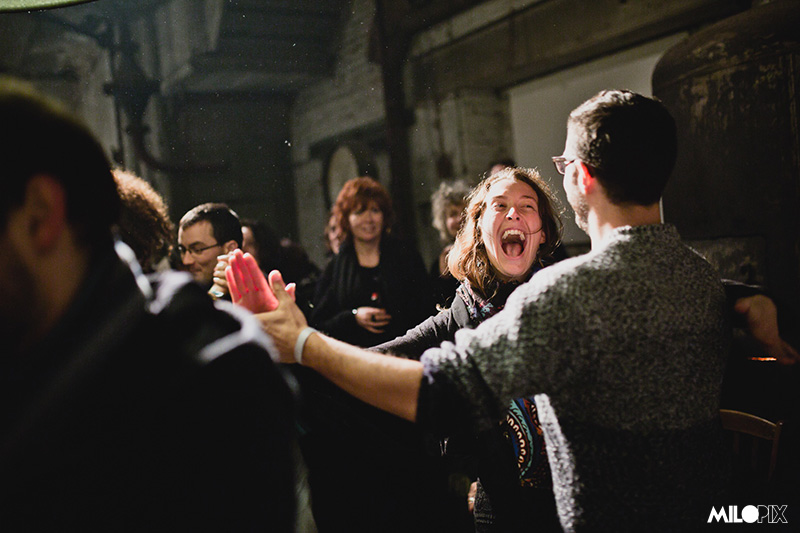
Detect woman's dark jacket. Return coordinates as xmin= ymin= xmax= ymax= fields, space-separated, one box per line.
xmin=374 ymin=280 xmax=561 ymax=533
xmin=310 ymin=235 xmax=436 ymax=347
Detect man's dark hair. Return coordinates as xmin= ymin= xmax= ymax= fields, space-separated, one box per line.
xmin=567 ymin=89 xmax=677 ymax=206
xmin=0 ymin=76 xmax=119 ymax=248
xmin=179 ymin=202 xmax=243 ymax=248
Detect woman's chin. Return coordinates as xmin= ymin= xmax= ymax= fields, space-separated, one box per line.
xmin=497 ymin=268 xmax=528 ymax=283
xmin=495 ymin=257 xmax=535 ymax=282
xmin=354 ymin=233 xmax=382 ymax=244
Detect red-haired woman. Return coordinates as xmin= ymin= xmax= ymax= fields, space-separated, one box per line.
xmin=310 ymin=176 xmax=436 ymax=346
xmin=301 ymin=177 xmax=448 ymax=531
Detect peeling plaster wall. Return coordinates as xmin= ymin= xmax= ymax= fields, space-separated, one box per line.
xmin=0 ymin=14 xmax=118 ymax=175
xmin=290 ymin=0 xmax=386 ymax=267
xmin=409 ymin=90 xmax=514 ymax=265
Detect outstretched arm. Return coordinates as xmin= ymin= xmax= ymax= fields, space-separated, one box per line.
xmin=257 ymin=270 xmax=424 ymax=422
xmin=734 ymin=295 xmax=799 ymax=365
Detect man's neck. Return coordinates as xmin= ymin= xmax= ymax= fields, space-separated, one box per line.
xmin=21 ymin=235 xmax=91 ymax=352
xmin=587 ymin=201 xmax=662 ymax=250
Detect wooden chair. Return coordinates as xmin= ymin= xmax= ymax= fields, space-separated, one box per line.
xmin=719 ymin=409 xmax=784 ymax=486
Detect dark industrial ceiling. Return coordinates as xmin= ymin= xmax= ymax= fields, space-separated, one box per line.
xmin=0 ymin=0 xmax=350 ymax=95
xmin=0 ymin=0 xmax=491 ymax=96
xmin=0 ymin=0 xmax=490 ymax=94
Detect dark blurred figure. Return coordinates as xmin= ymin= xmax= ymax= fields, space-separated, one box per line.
xmin=486 ymin=157 xmax=516 ymax=177
xmin=0 ymin=76 xmax=296 ymax=531
xmin=429 ymin=179 xmax=471 ymax=308
xmin=242 ymin=218 xmax=319 ymax=318
xmin=113 ymin=168 xmax=174 ymax=273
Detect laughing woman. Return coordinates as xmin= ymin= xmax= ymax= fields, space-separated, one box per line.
xmin=374 ymin=166 xmax=564 ymax=532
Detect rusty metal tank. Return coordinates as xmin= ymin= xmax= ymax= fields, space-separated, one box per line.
xmin=652 ymin=0 xmax=800 ymax=307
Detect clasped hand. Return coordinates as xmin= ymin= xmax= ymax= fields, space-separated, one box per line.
xmin=354 ymin=306 xmax=392 ymax=333
xmin=734 ymin=295 xmax=799 ymax=365
xmin=225 ymin=249 xmax=305 ymax=363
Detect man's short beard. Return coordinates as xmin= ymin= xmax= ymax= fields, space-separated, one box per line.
xmin=573 ymin=195 xmax=590 ymax=233
xmin=0 ymin=237 xmax=41 ymax=355
xmin=566 ymin=172 xmax=590 ymax=233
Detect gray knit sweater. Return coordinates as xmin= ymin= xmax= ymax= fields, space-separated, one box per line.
xmin=418 ymin=224 xmax=730 ymax=531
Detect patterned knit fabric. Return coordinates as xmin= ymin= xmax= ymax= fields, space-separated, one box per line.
xmin=506 ymin=397 xmax=550 ymax=488
xmin=458 ymin=278 xmax=552 ymax=489
xmin=457 ymin=281 xmax=504 ymax=322
xmin=418 ymin=224 xmax=730 ymax=532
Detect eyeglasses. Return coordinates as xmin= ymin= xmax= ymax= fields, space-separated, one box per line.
xmin=177 ymin=242 xmax=221 ymax=257
xmin=551 ymin=156 xmax=577 ymax=175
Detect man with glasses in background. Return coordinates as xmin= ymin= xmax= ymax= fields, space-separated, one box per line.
xmin=178 ymin=202 xmax=242 ymax=297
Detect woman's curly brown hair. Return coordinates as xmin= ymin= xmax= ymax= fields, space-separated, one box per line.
xmin=447 ymin=167 xmax=562 ymax=297
xmin=113 ymin=169 xmax=175 ymax=273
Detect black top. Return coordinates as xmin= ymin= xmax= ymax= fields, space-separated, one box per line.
xmin=297 ymin=237 xmax=465 ymax=531
xmin=310 ymin=235 xmax=436 ymax=347
xmin=429 ymin=254 xmax=460 ymax=309
xmin=374 ymin=286 xmax=471 ymax=356
xmin=374 ymin=279 xmax=520 ymax=356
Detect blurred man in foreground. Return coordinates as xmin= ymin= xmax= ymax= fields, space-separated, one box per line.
xmin=0 ymin=76 xmax=296 ymax=531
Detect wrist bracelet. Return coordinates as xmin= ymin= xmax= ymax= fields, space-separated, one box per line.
xmin=294 ymin=327 xmax=317 ymax=364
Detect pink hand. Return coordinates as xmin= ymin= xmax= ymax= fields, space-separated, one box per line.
xmin=226 ymin=249 xmax=278 ymax=312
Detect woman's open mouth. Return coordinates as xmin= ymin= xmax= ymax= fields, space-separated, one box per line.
xmin=501 ymin=229 xmax=526 ymax=257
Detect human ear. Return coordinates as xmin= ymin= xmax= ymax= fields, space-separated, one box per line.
xmin=23 ymin=174 xmax=67 ymax=251
xmin=576 ymin=162 xmax=596 ymax=195
xmin=224 ymin=240 xmax=238 ymax=253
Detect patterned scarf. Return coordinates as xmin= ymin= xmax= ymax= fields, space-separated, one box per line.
xmin=456 ymin=279 xmax=519 ymax=325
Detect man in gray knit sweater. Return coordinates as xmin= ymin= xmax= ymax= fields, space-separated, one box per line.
xmin=256 ymin=91 xmax=747 ymax=530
